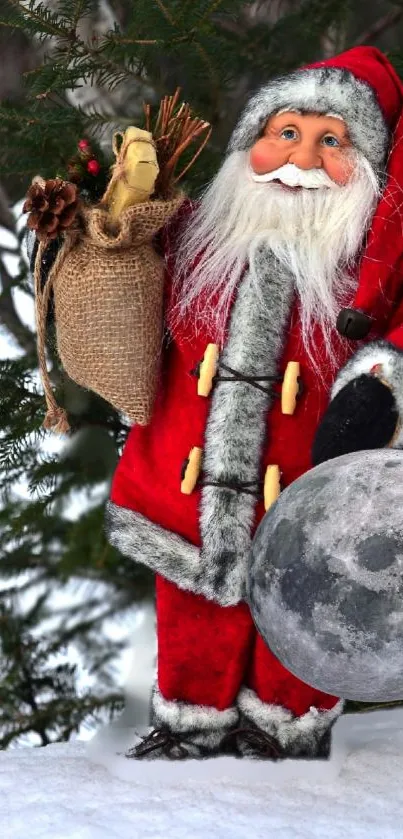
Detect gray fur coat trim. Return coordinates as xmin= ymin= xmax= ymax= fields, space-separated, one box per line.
xmin=199 ymin=248 xmax=294 ymax=603
xmin=105 ymin=248 xmax=294 ymax=606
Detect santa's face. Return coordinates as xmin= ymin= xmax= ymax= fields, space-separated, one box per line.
xmin=249 ymin=111 xmax=355 ymax=187
xmin=173 ymin=109 xmax=380 ymax=372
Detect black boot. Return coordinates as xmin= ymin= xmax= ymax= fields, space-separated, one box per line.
xmin=127 ymin=726 xmax=205 ymax=760
xmin=126 ymin=724 xmax=241 ymax=760
xmin=232 ymin=716 xmax=332 ymax=760
xmin=221 ymin=722 xmax=284 ymax=760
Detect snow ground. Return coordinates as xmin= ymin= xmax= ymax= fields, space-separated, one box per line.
xmin=2 ymin=707 xmax=403 ymax=838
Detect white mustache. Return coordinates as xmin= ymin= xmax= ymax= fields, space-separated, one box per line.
xmin=250 ymin=162 xmax=337 ymax=189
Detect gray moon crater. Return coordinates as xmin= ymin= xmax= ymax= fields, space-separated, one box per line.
xmin=247 ymin=449 xmax=403 ymax=701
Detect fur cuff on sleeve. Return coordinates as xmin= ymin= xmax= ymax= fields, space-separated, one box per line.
xmin=332 ymin=340 xmax=403 ymax=446
xmin=104 ymin=501 xmax=245 ymax=607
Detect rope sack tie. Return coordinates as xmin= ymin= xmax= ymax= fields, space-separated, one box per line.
xmin=34 ymin=234 xmax=78 ymax=434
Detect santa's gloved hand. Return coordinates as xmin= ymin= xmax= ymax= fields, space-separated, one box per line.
xmin=312 ymin=374 xmax=400 ymax=466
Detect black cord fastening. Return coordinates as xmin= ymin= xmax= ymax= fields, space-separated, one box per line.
xmin=199 ymin=477 xmax=263 ymax=499
xmin=213 ymin=362 xmax=283 ymax=396
xmin=180 ymin=457 xmax=190 ymax=481
xmin=296 ymin=376 xmax=304 ymax=398
xmin=190 ymin=362 xmax=201 ymax=377
xmin=190 ymin=359 xmax=305 ymax=401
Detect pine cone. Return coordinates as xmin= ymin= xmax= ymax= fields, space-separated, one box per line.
xmin=23 ymin=178 xmax=79 ymax=241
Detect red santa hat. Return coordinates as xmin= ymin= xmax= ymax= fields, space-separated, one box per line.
xmin=228 ymin=46 xmax=403 ymax=338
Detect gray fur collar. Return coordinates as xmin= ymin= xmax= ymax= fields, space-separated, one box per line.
xmin=198 ymin=247 xmax=295 ymax=604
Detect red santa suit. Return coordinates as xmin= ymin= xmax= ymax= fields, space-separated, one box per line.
xmin=106 ymin=46 xmax=403 ymax=758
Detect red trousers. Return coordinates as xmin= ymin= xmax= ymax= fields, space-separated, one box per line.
xmin=156 ymin=576 xmax=338 ymax=716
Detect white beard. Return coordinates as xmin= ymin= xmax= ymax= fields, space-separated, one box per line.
xmin=171 ymin=150 xmax=380 ymax=373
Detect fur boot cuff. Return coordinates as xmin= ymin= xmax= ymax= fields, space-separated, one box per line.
xmin=237 ymin=687 xmax=344 ymax=759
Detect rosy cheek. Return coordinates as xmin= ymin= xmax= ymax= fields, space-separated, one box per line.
xmin=324 ymin=153 xmax=355 ymax=186
xmin=249 ymin=139 xmax=281 ymax=174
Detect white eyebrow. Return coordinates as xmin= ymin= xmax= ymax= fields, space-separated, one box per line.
xmin=275 ymin=108 xmax=345 ymax=121
xmin=275 ymin=108 xmax=302 ymax=116
xmin=325 ymin=112 xmax=345 ymax=122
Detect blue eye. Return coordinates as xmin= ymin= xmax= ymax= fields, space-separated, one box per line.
xmin=322 ymin=135 xmax=339 ymax=147
xmin=281 ymin=128 xmax=297 ymax=140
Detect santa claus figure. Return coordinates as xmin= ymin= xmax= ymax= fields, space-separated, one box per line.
xmin=105 ymin=46 xmax=403 ymax=760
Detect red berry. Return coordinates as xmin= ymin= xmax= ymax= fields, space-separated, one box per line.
xmin=78 ymin=139 xmax=90 ymax=151
xmin=87 ymin=159 xmax=101 ymax=176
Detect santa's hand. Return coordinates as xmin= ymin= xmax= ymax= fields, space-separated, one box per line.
xmin=312 ymin=374 xmax=400 ymax=466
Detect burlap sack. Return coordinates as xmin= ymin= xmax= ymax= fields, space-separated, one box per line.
xmin=34 ymin=195 xmax=183 ymax=432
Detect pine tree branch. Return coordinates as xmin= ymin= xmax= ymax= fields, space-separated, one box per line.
xmin=0 ymin=245 xmax=20 ymax=256
xmin=70 ymin=0 xmax=89 ymax=31
xmin=7 ymin=1 xmax=145 ymax=90
xmin=353 ymin=6 xmax=403 ymax=47
xmin=20 ymin=658 xmax=51 ymax=745
xmin=194 ymin=41 xmax=221 ymax=122
xmin=57 ymin=32 xmax=146 ymax=90
xmin=197 ymin=0 xmax=226 ymax=27
xmin=5 ymin=0 xmax=71 ymax=39
xmin=154 ymin=0 xmax=176 ymax=27
xmin=107 ymin=32 xmax=193 ymax=46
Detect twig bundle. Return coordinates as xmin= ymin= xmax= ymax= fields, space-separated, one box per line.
xmin=143 ymin=88 xmax=212 ymax=198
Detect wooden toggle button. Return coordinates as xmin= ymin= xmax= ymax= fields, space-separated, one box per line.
xmin=180 ymin=447 xmax=203 ymax=495
xmin=264 ymin=465 xmax=281 ymax=511
xmin=197 ymin=344 xmax=220 ymax=397
xmin=281 ymin=361 xmax=301 ymax=415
